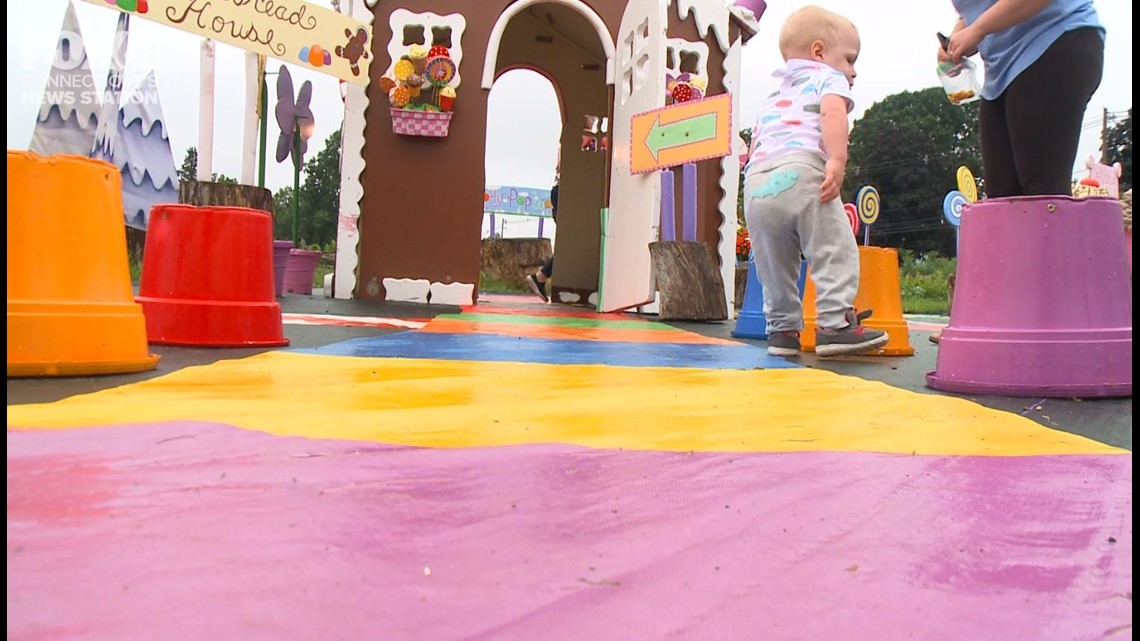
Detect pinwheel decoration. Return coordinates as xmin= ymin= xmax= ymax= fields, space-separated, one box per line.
xmin=274 ymin=65 xmax=316 ymax=244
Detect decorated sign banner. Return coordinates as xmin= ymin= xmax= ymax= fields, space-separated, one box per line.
xmin=81 ymin=0 xmax=374 ymax=85
xmin=630 ymin=93 xmax=733 ymax=175
xmin=484 ymin=186 xmax=554 ymax=218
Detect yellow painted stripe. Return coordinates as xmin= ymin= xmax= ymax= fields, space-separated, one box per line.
xmin=6 ymin=351 xmax=1124 ymax=456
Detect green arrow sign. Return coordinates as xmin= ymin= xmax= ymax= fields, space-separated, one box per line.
xmin=645 ymin=112 xmax=719 ymax=162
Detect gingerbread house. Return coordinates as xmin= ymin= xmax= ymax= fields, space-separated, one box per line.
xmin=334 ymin=0 xmax=762 ymax=312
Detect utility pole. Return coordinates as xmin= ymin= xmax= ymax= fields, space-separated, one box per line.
xmin=1101 ymin=107 xmax=1109 ymax=164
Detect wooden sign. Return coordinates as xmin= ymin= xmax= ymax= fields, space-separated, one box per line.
xmin=630 ymin=93 xmax=733 ymax=175
xmin=81 ymin=0 xmax=374 ymax=85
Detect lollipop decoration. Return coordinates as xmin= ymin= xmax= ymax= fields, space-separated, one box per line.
xmin=856 ymin=185 xmax=880 ymax=245
xmin=956 ymin=166 xmax=978 ymax=203
xmin=387 ymin=41 xmax=459 ymax=137
xmin=943 ymin=190 xmax=966 ymax=226
xmin=943 ymin=189 xmax=967 ymax=250
xmin=844 ymin=202 xmax=861 ymax=237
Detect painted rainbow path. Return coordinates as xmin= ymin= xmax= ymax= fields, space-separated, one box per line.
xmin=7 ymin=301 xmax=1132 ymax=640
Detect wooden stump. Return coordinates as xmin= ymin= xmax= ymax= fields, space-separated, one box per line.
xmin=734 ymin=265 xmax=748 ymax=309
xmin=179 ymin=181 xmax=275 ymax=217
xmin=649 ymin=240 xmax=728 ymax=321
xmin=480 ymin=238 xmax=553 ymax=290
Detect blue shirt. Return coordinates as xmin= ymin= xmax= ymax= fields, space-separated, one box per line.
xmin=953 ymin=0 xmax=1104 ymax=100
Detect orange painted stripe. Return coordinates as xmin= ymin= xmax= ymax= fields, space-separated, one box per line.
xmin=466 ymin=304 xmax=640 ymax=321
xmin=420 ymin=318 xmax=739 ymax=345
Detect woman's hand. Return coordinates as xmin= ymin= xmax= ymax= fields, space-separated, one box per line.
xmin=947 ymin=24 xmax=982 ymax=63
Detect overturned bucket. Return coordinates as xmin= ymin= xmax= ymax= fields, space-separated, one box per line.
xmin=7 ymin=151 xmax=160 ymax=377
xmin=137 ymin=204 xmax=289 ymax=347
xmin=927 ymin=196 xmax=1131 ymax=398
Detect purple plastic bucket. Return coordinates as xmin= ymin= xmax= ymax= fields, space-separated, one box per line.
xmin=284 ymin=249 xmax=322 ymax=296
xmin=927 ymin=196 xmax=1132 ymax=398
xmin=272 ymin=241 xmax=293 ymax=298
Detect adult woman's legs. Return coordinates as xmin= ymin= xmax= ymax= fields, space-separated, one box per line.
xmin=982 ymin=27 xmax=1105 ymax=198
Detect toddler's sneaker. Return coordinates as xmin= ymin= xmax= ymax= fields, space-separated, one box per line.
xmin=816 ymin=309 xmax=888 ymax=357
xmin=766 ymin=330 xmax=801 ymax=357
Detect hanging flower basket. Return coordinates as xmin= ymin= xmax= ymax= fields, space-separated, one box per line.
xmin=390 ymin=107 xmax=453 ymax=138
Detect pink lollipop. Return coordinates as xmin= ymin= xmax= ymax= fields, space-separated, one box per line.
xmin=844 ymin=203 xmax=860 ymax=237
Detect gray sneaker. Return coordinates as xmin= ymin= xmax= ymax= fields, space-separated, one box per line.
xmin=766 ymin=330 xmax=801 ymax=357
xmin=816 ymin=309 xmax=889 ymax=357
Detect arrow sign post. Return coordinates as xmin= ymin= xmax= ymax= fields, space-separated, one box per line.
xmin=631 ymin=94 xmax=733 ymax=175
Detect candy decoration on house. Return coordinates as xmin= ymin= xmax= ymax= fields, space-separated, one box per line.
xmin=274 ymin=65 xmax=315 ymax=245
xmin=856 ymin=185 xmax=879 ymax=245
xmin=388 ymin=40 xmax=458 ymax=138
xmin=666 ymin=72 xmax=707 ymax=104
xmin=29 ymin=1 xmax=103 ymax=157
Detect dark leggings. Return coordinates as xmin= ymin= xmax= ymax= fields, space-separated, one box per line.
xmin=979 ymin=27 xmax=1104 ymax=198
xmin=540 ymin=256 xmax=554 ymax=278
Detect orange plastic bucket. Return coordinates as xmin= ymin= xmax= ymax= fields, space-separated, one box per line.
xmin=801 ymin=246 xmax=915 ymax=356
xmin=7 ymin=151 xmax=159 ymax=377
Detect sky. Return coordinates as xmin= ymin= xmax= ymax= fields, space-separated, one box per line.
xmin=7 ymin=0 xmax=1133 ymax=203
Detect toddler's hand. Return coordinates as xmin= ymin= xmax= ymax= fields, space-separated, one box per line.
xmin=821 ymin=158 xmax=845 ymax=203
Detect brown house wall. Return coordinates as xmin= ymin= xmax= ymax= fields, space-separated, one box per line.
xmin=357 ymin=1 xmax=732 ymax=301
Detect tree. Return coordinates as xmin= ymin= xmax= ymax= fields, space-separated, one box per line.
xmin=176 ymin=146 xmax=239 ymax=185
xmin=273 ymin=186 xmax=294 ymax=241
xmin=177 ymin=147 xmax=198 ymax=183
xmin=294 ymin=128 xmax=341 ymax=248
xmin=845 ymin=87 xmax=982 ymax=257
xmin=1105 ymin=108 xmax=1131 ymax=192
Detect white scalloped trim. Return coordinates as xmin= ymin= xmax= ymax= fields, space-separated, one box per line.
xmin=334 ymin=0 xmax=374 ymax=299
xmin=717 ymin=38 xmax=744 ymax=311
xmin=383 ymin=278 xmax=431 ymax=303
xmin=429 ymin=282 xmax=475 ymax=306
xmin=672 ymin=0 xmax=730 ymax=52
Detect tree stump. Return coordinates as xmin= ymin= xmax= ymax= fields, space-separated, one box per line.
xmin=179 ymin=180 xmax=275 ymax=217
xmin=734 ymin=264 xmax=748 ymax=309
xmin=649 ymin=240 xmax=728 ymax=321
xmin=480 ymin=238 xmax=553 ymax=290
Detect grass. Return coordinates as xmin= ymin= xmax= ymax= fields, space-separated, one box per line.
xmin=480 ymin=271 xmax=530 ymax=294
xmin=313 ymin=257 xmax=335 ymax=289
xmin=899 ymin=250 xmax=955 ymax=316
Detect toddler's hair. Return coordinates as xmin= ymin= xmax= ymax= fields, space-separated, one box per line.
xmin=778 ymin=5 xmax=857 ymax=60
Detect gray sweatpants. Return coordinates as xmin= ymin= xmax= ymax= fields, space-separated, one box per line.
xmin=743 ymin=152 xmax=860 ymax=332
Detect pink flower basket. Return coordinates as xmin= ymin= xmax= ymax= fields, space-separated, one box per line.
xmin=391 ymin=108 xmax=453 ymax=138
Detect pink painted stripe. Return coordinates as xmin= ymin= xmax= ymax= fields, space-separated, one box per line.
xmin=281 ymin=313 xmax=427 ymax=329
xmin=7 ymin=422 xmax=1130 ymax=640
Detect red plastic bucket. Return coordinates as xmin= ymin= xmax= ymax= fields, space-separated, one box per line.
xmin=137 ymin=204 xmax=289 ymax=347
